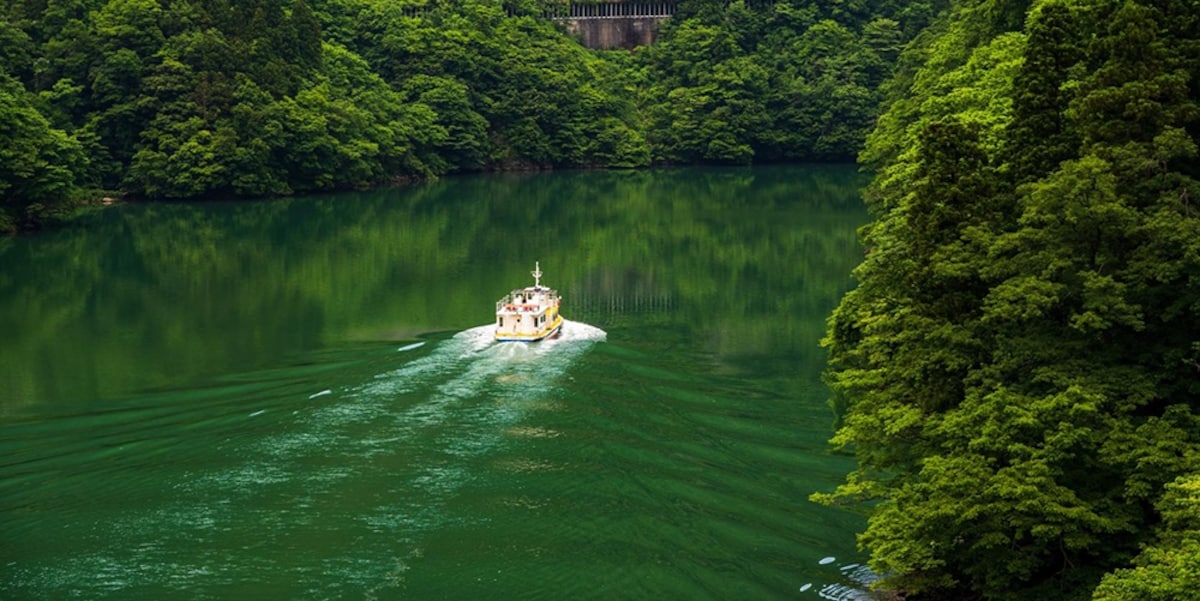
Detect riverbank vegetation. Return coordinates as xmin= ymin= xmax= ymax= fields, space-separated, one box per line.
xmin=817 ymin=0 xmax=1200 ymax=599
xmin=0 ymin=0 xmax=931 ymax=232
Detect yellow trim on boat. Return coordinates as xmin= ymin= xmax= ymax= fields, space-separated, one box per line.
xmin=495 ymin=314 xmax=563 ymax=341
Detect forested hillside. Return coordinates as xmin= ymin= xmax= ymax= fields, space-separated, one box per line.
xmin=817 ymin=0 xmax=1200 ymax=599
xmin=0 ymin=0 xmax=933 ymax=232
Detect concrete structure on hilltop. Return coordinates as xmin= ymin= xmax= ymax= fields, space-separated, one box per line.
xmin=396 ymin=2 xmax=684 ymax=50
xmin=549 ymin=2 xmax=679 ymax=50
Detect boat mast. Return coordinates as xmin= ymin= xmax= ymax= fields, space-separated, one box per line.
xmin=532 ymin=261 xmax=543 ymax=288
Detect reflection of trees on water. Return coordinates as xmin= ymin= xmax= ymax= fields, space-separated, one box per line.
xmin=0 ymin=166 xmax=867 ymax=407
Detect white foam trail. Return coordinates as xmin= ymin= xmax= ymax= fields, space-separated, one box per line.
xmin=817 ymin=562 xmax=880 ymax=601
xmin=388 ymin=320 xmax=606 ymax=427
xmin=397 ymin=342 xmax=426 ymax=352
xmin=187 ymin=320 xmax=606 ymax=552
xmin=356 ymin=320 xmax=604 ymax=404
xmin=354 ymin=327 xmax=495 ymax=398
xmin=23 ymin=320 xmax=606 ymax=597
xmin=356 ymin=319 xmax=606 ymax=534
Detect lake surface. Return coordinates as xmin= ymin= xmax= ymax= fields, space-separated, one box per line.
xmin=0 ymin=165 xmax=876 ymax=599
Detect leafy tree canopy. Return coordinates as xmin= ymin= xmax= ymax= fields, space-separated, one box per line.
xmin=817 ymin=0 xmax=1200 ymax=599
xmin=1 ymin=0 xmax=934 ymax=229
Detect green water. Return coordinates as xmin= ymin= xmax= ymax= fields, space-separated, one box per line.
xmin=0 ymin=165 xmax=875 ymax=599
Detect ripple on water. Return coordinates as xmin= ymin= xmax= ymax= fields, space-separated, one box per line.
xmin=815 ymin=562 xmax=883 ymax=600
xmin=0 ymin=317 xmax=866 ymax=600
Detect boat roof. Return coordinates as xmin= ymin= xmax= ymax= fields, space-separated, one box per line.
xmin=505 ymin=286 xmax=556 ymax=298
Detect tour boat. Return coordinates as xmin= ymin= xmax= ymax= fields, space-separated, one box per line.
xmin=495 ymin=262 xmax=563 ymax=342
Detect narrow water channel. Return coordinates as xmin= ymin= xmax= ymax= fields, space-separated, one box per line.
xmin=0 ymin=165 xmax=878 ymax=599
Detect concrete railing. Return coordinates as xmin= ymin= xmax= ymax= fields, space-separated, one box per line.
xmin=542 ymin=2 xmax=679 ymax=19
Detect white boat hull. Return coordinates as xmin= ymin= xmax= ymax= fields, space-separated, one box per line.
xmin=495 ymin=316 xmax=563 ymax=342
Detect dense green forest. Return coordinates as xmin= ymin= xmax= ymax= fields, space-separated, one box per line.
xmin=816 ymin=0 xmax=1200 ymax=599
xmin=0 ymin=0 xmax=934 ymax=231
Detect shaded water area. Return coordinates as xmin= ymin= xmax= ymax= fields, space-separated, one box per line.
xmin=0 ymin=165 xmax=878 ymax=599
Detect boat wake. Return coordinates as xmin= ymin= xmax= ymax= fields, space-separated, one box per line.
xmin=264 ymin=319 xmax=605 ymax=533
xmin=355 ymin=319 xmax=606 ymax=403
xmin=59 ymin=319 xmax=608 ymax=596
xmin=808 ymin=561 xmax=882 ymax=600
xmin=251 ymin=319 xmax=608 ymax=487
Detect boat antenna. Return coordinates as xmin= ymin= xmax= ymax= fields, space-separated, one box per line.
xmin=532 ymin=261 xmax=543 ymax=288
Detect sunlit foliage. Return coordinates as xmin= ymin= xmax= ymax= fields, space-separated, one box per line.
xmin=817 ymin=0 xmax=1200 ymax=599
xmin=1 ymin=0 xmax=931 ymax=230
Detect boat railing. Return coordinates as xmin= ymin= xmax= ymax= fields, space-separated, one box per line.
xmin=496 ymin=289 xmax=560 ymax=313
xmin=496 ymin=299 xmax=545 ymax=312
